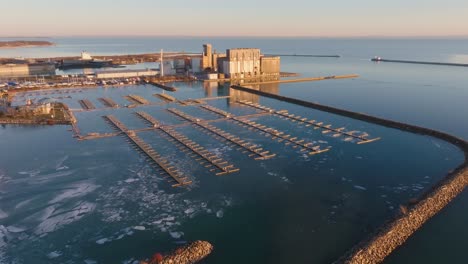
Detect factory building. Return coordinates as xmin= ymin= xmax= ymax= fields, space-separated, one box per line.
xmin=198 ymin=44 xmax=280 ymax=79
xmin=95 ymin=69 xmax=158 ymax=79
xmin=0 ymin=62 xmax=56 ymax=78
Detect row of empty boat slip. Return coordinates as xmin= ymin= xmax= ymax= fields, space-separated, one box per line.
xmin=68 ymin=93 xmax=379 ymax=187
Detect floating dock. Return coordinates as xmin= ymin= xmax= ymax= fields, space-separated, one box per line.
xmin=124 ymin=94 xmax=150 ymax=105
xmin=236 ymin=100 xmax=379 ymax=144
xmin=154 ymin=93 xmax=176 ymax=102
xmin=78 ymin=99 xmax=96 ymax=110
xmin=199 ymin=105 xmax=329 ymax=155
xmin=135 ymin=111 xmax=239 ymax=175
xmin=167 ymin=108 xmax=276 ymax=160
xmin=147 ymin=81 xmax=177 ymax=91
xmin=104 ymin=115 xmax=192 ymax=187
xmin=98 ymin=97 xmax=119 ymax=108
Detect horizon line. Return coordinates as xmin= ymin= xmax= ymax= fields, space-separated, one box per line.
xmin=2 ymin=34 xmax=468 ymax=39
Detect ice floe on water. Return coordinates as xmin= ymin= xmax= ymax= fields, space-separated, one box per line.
xmin=216 ymin=209 xmax=224 ymax=218
xmin=353 ymin=185 xmax=367 ymax=191
xmin=17 ymin=169 xmax=41 ymax=177
xmin=0 ymin=209 xmax=7 ymax=220
xmin=96 ymin=238 xmax=110 ymax=245
xmin=47 ymin=251 xmax=62 ymax=259
xmin=55 ymin=155 xmax=69 ymax=171
xmin=49 ymin=181 xmax=99 ymax=204
xmin=34 ymin=202 xmax=96 ymax=235
xmin=169 ymin=231 xmax=184 ymax=239
xmin=133 ymin=226 xmax=146 ymax=231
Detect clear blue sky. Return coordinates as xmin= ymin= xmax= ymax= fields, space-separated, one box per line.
xmin=2 ymin=0 xmax=468 ymax=37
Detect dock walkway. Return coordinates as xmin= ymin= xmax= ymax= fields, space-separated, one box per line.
xmin=236 ymin=100 xmax=379 ymax=144
xmin=104 ymin=115 xmax=191 ymax=187
xmin=199 ymin=105 xmax=329 ymax=155
xmin=167 ymin=108 xmax=275 ymax=160
xmin=98 ymin=97 xmax=119 ymax=108
xmin=124 ymin=94 xmax=150 ymax=105
xmin=135 ymin=111 xmax=239 ymax=176
xmin=78 ymin=99 xmax=96 ymax=110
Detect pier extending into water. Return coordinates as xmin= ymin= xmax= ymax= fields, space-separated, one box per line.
xmin=124 ymin=94 xmax=151 ymax=105
xmin=98 ymin=97 xmax=119 ymax=108
xmin=371 ymin=57 xmax=468 ymax=67
xmin=245 ymin=74 xmax=359 ymax=85
xmin=199 ymin=104 xmax=330 ymax=155
xmin=135 ymin=111 xmax=239 ymax=176
xmin=236 ymin=100 xmax=379 ymax=144
xmin=104 ymin=115 xmax=192 ymax=187
xmin=167 ymin=108 xmax=276 ymax=160
xmin=78 ymin=99 xmax=96 ymax=110
xmin=230 ymin=84 xmax=468 ymax=264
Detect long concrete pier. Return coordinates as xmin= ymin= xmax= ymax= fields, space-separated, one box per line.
xmin=135 ymin=111 xmax=239 ymax=176
xmin=104 ymin=115 xmax=192 ymax=187
xmin=264 ymin=54 xmax=341 ymax=58
xmin=243 ymin=74 xmax=359 ymax=85
xmin=167 ymin=108 xmax=276 ymax=160
xmin=230 ymin=84 xmax=468 ymax=263
xmin=372 ymin=57 xmax=468 ymax=67
xmin=199 ymin=105 xmax=329 ymax=155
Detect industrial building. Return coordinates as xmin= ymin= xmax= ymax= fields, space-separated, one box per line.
xmin=0 ymin=62 xmax=56 ymax=78
xmin=94 ymin=69 xmax=158 ymax=79
xmin=199 ymin=44 xmax=280 ymax=79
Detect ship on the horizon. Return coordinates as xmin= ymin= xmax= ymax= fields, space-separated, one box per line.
xmin=57 ymin=51 xmax=114 ymax=69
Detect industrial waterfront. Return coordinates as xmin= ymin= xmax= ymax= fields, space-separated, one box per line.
xmin=0 ymin=37 xmax=468 ymax=263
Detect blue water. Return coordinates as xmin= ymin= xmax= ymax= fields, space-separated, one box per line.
xmin=1 ymin=37 xmax=468 ymax=263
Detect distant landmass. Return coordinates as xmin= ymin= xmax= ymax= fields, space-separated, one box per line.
xmin=0 ymin=40 xmax=54 ymax=48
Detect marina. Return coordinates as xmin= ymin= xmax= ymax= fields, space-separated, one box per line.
xmin=1 ymin=37 xmax=468 ymax=264
xmin=104 ymin=115 xmax=192 ymax=187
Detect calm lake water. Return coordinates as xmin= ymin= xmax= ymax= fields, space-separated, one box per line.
xmin=1 ymin=37 xmax=467 ymax=264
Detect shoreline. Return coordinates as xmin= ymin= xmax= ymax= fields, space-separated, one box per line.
xmin=230 ymin=85 xmax=468 ymax=264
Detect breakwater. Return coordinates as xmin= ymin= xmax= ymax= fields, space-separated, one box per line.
xmin=265 ymin=54 xmax=340 ymax=58
xmin=371 ymin=58 xmax=468 ymax=67
xmin=230 ymin=85 xmax=468 ymax=264
xmin=246 ymin=74 xmax=359 ymax=85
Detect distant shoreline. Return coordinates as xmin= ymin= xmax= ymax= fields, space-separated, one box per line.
xmin=0 ymin=40 xmax=54 ymax=49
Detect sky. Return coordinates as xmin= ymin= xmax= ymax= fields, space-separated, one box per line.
xmin=1 ymin=0 xmax=468 ymax=37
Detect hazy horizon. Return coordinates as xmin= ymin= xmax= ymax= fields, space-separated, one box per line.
xmin=2 ymin=0 xmax=468 ymax=37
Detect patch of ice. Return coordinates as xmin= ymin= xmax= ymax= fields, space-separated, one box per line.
xmin=84 ymin=259 xmax=98 ymax=264
xmin=49 ymin=181 xmax=99 ymax=204
xmin=55 ymin=156 xmax=69 ymax=170
xmin=184 ymin=208 xmax=195 ymax=214
xmin=17 ymin=169 xmax=41 ymax=177
xmin=34 ymin=202 xmax=96 ymax=235
xmin=0 ymin=209 xmax=7 ymax=220
xmin=6 ymin=226 xmax=26 ymax=233
xmin=216 ymin=210 xmax=224 ymax=218
xmin=133 ymin=226 xmax=146 ymax=231
xmin=124 ymin=178 xmax=139 ymax=183
xmin=47 ymin=251 xmax=62 ymax=259
xmin=169 ymin=231 xmax=184 ymax=239
xmin=354 ymin=185 xmax=367 ymax=191
xmin=96 ymin=238 xmax=109 ymax=245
